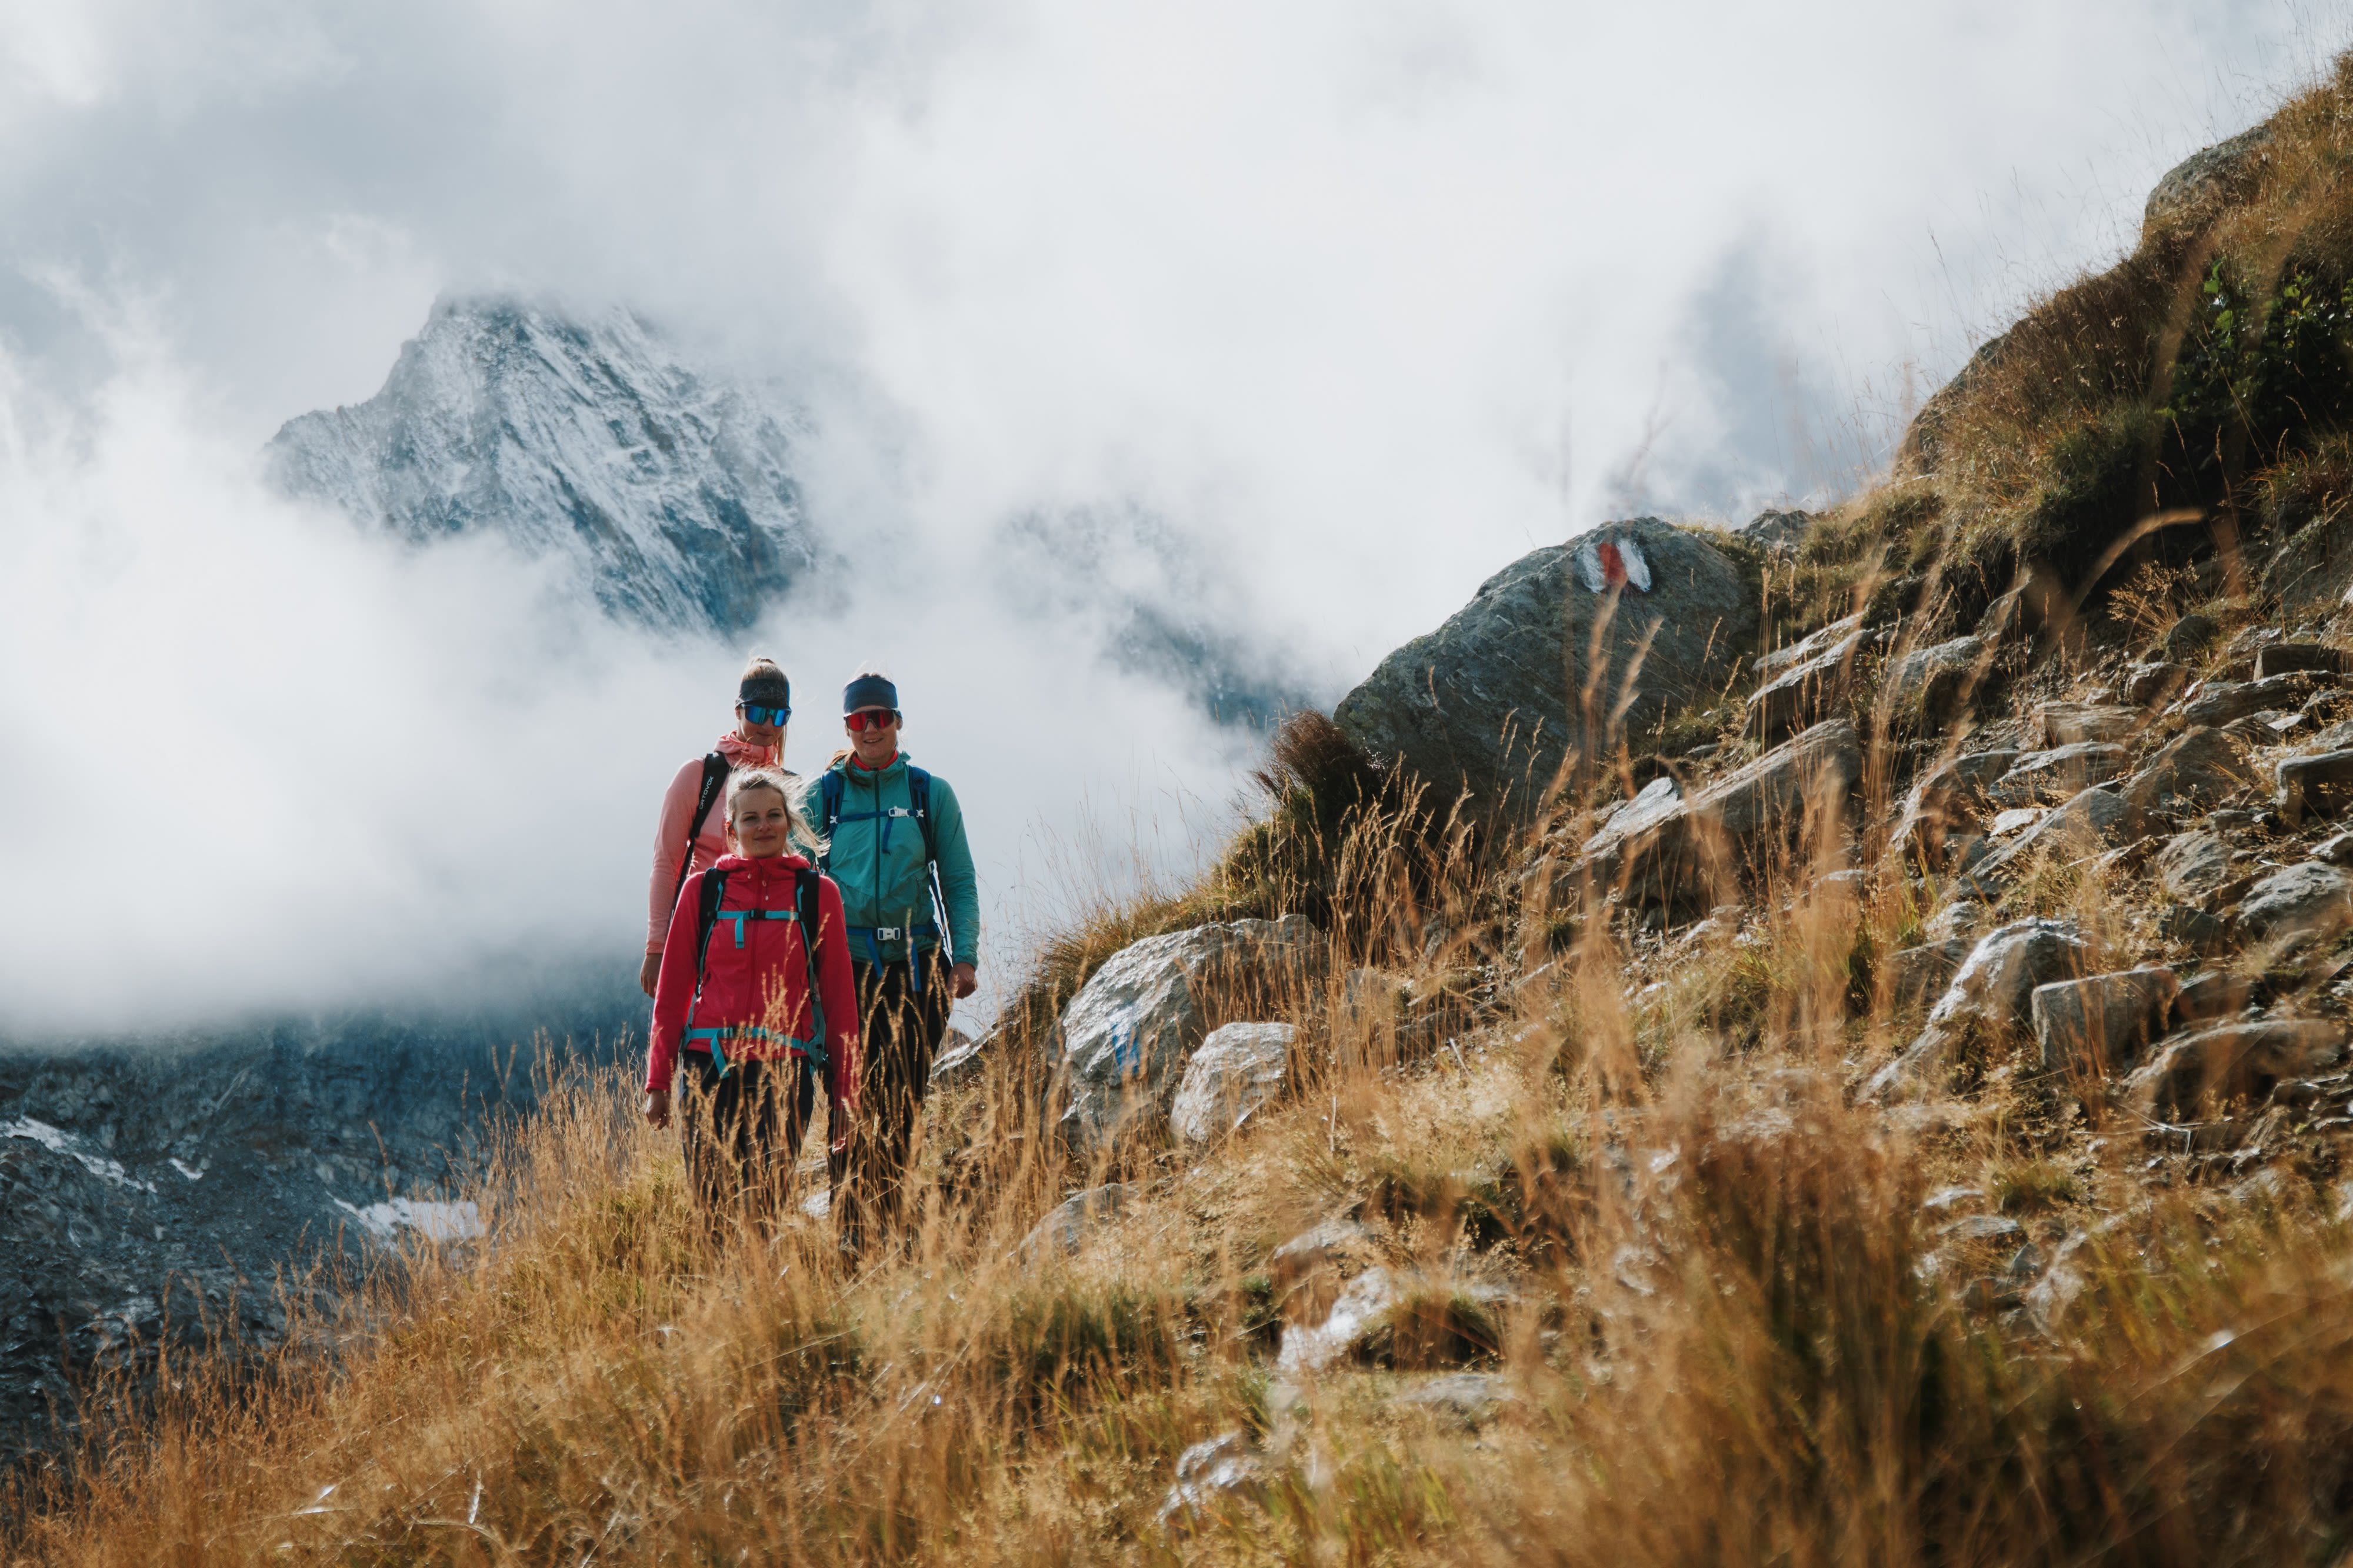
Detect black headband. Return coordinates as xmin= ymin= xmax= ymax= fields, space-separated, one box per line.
xmin=843 ymin=673 xmax=899 ymax=714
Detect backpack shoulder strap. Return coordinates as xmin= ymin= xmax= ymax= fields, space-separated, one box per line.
xmin=668 ymin=752 xmax=732 ymax=912
xmin=796 ymin=865 xmax=829 ymax=1063
xmin=815 ymin=770 xmax=844 ymax=869
xmin=691 ymin=867 xmax=732 ymax=991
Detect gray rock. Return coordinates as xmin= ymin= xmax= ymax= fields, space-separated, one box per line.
xmin=1891 ymin=939 xmax=1976 ymax=1010
xmin=1924 ymin=900 xmax=1990 ymax=943
xmin=1963 ymin=788 xmax=2131 ymax=890
xmin=2255 ymin=643 xmax=2352 ymax=679
xmin=1334 ymin=519 xmax=1756 ymax=822
xmin=2317 ymin=833 xmax=2353 ymax=868
xmin=1021 ymin=1183 xmax=1137 ymax=1258
xmin=926 ymin=1027 xmax=984 ymax=1089
xmin=1864 ymin=919 xmax=2089 ymax=1098
xmin=2037 ymin=703 xmax=2142 ymax=748
xmin=1157 ymin=1430 xmax=1268 ymax=1529
xmin=2182 ymin=674 xmax=2329 ymax=729
xmin=2277 ymin=749 xmax=2353 ymax=825
xmin=2154 ymin=830 xmax=2237 ymax=902
xmin=2118 ymin=727 xmax=2252 ymax=822
xmin=1999 ymin=742 xmax=2130 ymax=799
xmin=1581 ymin=718 xmax=1864 ymax=899
xmin=1890 ymin=751 xmax=2015 ymax=870
xmin=1391 ymin=1372 xmax=1515 ymax=1425
xmin=2231 ymin=862 xmax=2353 ymax=948
xmin=2144 ymin=125 xmax=2272 ymax=235
xmin=1737 ymin=508 xmax=1814 ymax=552
xmin=2125 ymin=1019 xmax=2346 ymax=1119
xmin=1269 ymin=1219 xmax=1376 ymax=1290
xmin=1056 ymin=916 xmax=1321 ymax=1148
xmin=1277 ymin=1265 xmax=1405 ymax=1373
xmin=1168 ymin=1022 xmax=1294 ymax=1145
xmin=2125 ymin=662 xmax=2190 ymax=708
xmin=1581 ymin=775 xmax=1684 ymax=860
xmin=1754 ymin=613 xmax=1864 ymax=680
xmin=2031 ymin=968 xmax=2181 ymax=1076
xmin=2174 ymin=970 xmax=2257 ymax=1026
xmin=1881 ymin=635 xmax=1990 ymax=730
xmin=2163 ymin=612 xmax=2221 ymax=663
xmin=1747 ymin=628 xmax=1872 ymax=741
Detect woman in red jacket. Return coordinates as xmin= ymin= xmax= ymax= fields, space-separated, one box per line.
xmin=644 ymin=768 xmax=860 ymax=1225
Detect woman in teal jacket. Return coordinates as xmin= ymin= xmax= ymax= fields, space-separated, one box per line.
xmin=811 ymin=669 xmax=979 ymax=1255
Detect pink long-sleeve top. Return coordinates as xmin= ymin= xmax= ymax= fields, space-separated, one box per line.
xmin=646 ymin=853 xmax=861 ymax=1104
xmin=645 ymin=732 xmax=779 ymax=955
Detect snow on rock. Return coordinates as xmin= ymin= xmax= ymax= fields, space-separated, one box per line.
xmin=333 ymin=1197 xmax=486 ymax=1244
xmin=3 ymin=1117 xmax=155 ymax=1192
xmin=267 ymin=295 xmax=818 ymax=633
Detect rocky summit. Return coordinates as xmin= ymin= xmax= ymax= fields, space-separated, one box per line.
xmin=268 ymin=296 xmax=819 ymax=633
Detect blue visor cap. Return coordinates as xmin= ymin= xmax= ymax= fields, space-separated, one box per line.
xmin=844 ymin=674 xmax=899 ymax=715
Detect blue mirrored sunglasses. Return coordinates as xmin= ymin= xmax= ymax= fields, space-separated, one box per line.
xmin=741 ymin=703 xmax=791 ymax=726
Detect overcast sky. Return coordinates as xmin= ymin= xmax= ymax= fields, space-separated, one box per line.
xmin=2 ymin=0 xmax=2345 ymax=1032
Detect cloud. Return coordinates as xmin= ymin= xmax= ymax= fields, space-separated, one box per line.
xmin=2 ymin=0 xmax=2349 ymax=1029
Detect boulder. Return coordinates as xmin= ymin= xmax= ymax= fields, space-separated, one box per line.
xmin=2125 ymin=662 xmax=2190 ymax=708
xmin=1168 ymin=1022 xmax=1294 ymax=1145
xmin=1890 ymin=749 xmax=2017 ymax=870
xmin=1581 ymin=775 xmax=1684 ymax=863
xmin=1737 ymin=508 xmax=1814 ymax=552
xmin=2231 ymin=862 xmax=2353 ymax=948
xmin=2037 ymin=703 xmax=2141 ymax=748
xmin=2143 ymin=125 xmax=2272 ymax=236
xmin=2117 ymin=727 xmax=2252 ymax=822
xmin=2125 ymin=1019 xmax=2345 ymax=1120
xmin=2254 ymin=643 xmax=2351 ymax=679
xmin=2277 ymin=749 xmax=2353 ymax=825
xmin=1962 ymin=788 xmax=2131 ymax=890
xmin=1268 ymin=1218 xmax=1377 ymax=1292
xmin=1864 ymin=919 xmax=2089 ymax=1098
xmin=1057 ymin=916 xmax=1321 ymax=1148
xmin=2318 ymin=832 xmax=2353 ymax=868
xmin=1334 ymin=519 xmax=1757 ymax=822
xmin=2030 ymin=968 xmax=2180 ymax=1076
xmin=1881 ymin=635 xmax=1989 ymax=730
xmin=1747 ymin=627 xmax=1872 ymax=741
xmin=2162 ymin=612 xmax=2220 ymax=663
xmin=1998 ymin=742 xmax=2129 ymax=799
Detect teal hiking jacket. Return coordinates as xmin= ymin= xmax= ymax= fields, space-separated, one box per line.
xmin=803 ymin=752 xmax=980 ymax=969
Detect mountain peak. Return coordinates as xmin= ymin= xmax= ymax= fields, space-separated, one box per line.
xmin=267 ymin=295 xmax=815 ymax=633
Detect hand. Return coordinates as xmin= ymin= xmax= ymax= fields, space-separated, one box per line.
xmin=950 ymin=962 xmax=978 ymax=1000
xmin=829 ymin=1104 xmax=856 ymax=1156
xmin=638 ymin=952 xmax=662 ymax=998
xmin=644 ymin=1089 xmax=671 ymax=1129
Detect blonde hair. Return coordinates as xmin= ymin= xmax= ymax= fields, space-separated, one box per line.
xmin=722 ymin=768 xmax=806 ymax=836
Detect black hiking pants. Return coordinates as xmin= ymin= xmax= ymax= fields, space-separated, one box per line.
xmin=830 ymin=953 xmax=950 ymax=1255
xmin=681 ymin=1049 xmax=816 ymax=1233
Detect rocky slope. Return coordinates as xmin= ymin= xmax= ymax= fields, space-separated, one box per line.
xmin=0 ymin=982 xmax=634 ymax=1459
xmin=268 ymin=297 xmax=819 ymax=634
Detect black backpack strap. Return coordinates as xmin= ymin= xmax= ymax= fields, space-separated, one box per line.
xmin=668 ymin=752 xmax=732 ymax=913
xmin=691 ymin=867 xmax=732 ymax=995
xmin=905 ymin=765 xmax=951 ymax=965
xmin=816 ymin=770 xmax=845 ymax=872
xmin=796 ymin=866 xmax=829 ymax=1081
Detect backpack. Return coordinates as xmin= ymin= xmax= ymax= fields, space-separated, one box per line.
xmin=816 ymin=765 xmax=950 ymax=963
xmin=666 ymin=752 xmax=731 ymax=915
xmin=681 ymin=863 xmax=830 ymax=1080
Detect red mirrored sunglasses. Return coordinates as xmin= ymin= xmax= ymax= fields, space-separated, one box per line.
xmin=845 ymin=709 xmax=900 ymax=732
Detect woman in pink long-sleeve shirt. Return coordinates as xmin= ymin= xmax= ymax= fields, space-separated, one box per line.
xmin=639 ymin=656 xmax=794 ymax=997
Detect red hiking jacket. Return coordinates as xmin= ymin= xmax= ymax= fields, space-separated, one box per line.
xmin=646 ymin=853 xmax=861 ymax=1109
